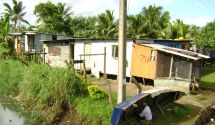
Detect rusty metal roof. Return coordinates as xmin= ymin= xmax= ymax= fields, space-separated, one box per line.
xmin=141 ymin=43 xmax=210 ymax=60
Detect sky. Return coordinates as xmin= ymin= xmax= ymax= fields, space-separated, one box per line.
xmin=0 ymin=0 xmax=215 ymax=27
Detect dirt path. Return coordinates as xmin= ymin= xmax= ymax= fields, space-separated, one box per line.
xmin=91 ymin=78 xmax=215 ymax=107
xmin=59 ymin=78 xmax=215 ymax=125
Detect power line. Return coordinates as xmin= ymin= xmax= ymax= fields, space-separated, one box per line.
xmin=208 ymin=0 xmax=215 ymax=8
xmin=189 ymin=0 xmax=215 ymax=18
xmin=196 ymin=0 xmax=215 ymax=16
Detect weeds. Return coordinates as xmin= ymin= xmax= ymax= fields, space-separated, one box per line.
xmin=75 ymin=93 xmax=117 ymax=125
xmin=0 ymin=59 xmax=88 ymax=125
xmin=0 ymin=60 xmax=24 ymax=96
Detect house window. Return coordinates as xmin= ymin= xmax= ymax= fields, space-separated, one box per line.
xmin=150 ymin=50 xmax=156 ymax=61
xmin=112 ymin=45 xmax=118 ymax=58
xmin=181 ymin=44 xmax=185 ymax=49
xmin=52 ymin=35 xmax=57 ymax=40
xmin=28 ymin=35 xmax=35 ymax=51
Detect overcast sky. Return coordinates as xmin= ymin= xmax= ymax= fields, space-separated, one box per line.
xmin=0 ymin=0 xmax=214 ymax=27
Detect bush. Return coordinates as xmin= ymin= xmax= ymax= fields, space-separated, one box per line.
xmin=75 ymin=95 xmax=116 ymax=125
xmin=19 ymin=63 xmax=88 ymax=124
xmin=0 ymin=59 xmax=90 ymax=124
xmin=87 ymin=85 xmax=107 ymax=99
xmin=0 ymin=44 xmax=9 ymax=59
xmin=0 ymin=60 xmax=24 ymax=96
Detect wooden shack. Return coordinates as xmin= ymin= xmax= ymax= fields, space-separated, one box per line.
xmin=130 ymin=43 xmax=209 ymax=92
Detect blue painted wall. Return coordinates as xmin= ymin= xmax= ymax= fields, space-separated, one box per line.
xmin=153 ymin=40 xmax=181 ymax=48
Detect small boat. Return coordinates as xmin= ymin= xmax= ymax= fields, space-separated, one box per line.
xmin=193 ymin=103 xmax=215 ymax=125
xmin=110 ymin=88 xmax=185 ymax=125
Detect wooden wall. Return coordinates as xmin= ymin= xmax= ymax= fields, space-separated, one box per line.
xmin=130 ymin=44 xmax=157 ymax=79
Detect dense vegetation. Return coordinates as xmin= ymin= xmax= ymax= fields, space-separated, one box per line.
xmin=200 ymin=67 xmax=215 ymax=91
xmin=1 ymin=0 xmax=215 ymax=50
xmin=0 ymin=0 xmax=215 ymax=124
xmin=194 ymin=22 xmax=215 ymax=51
xmin=0 ymin=45 xmax=114 ymax=124
xmin=0 ymin=59 xmax=87 ymax=124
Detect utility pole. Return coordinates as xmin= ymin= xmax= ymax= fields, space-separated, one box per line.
xmin=118 ymin=0 xmax=127 ymax=104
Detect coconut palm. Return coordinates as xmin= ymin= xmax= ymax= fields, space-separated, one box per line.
xmin=127 ymin=14 xmax=145 ymax=38
xmin=0 ymin=14 xmax=10 ymax=43
xmin=3 ymin=0 xmax=29 ymax=29
xmin=57 ymin=3 xmax=73 ymax=21
xmin=96 ymin=10 xmax=117 ymax=38
xmin=170 ymin=19 xmax=190 ymax=39
xmin=140 ymin=5 xmax=170 ymax=38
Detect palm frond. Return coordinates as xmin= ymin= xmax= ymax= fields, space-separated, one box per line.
xmin=3 ymin=3 xmax=12 ymax=12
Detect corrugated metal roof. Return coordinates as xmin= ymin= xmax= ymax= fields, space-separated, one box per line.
xmin=141 ymin=44 xmax=210 ymax=60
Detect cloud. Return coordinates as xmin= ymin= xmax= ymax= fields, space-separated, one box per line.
xmin=72 ymin=0 xmax=118 ymax=17
xmin=182 ymin=16 xmax=214 ymax=27
xmin=128 ymin=0 xmax=173 ymax=15
xmin=0 ymin=0 xmax=213 ymax=27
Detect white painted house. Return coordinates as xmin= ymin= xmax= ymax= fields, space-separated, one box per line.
xmin=43 ymin=38 xmax=149 ymax=78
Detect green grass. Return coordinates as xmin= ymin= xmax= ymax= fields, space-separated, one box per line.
xmin=152 ymin=104 xmax=200 ymax=125
xmin=0 ymin=44 xmax=9 ymax=58
xmin=197 ymin=95 xmax=207 ymax=101
xmin=75 ymin=94 xmax=117 ymax=125
xmin=0 ymin=59 xmax=88 ymax=125
xmin=200 ymin=67 xmax=215 ymax=91
xmin=0 ymin=60 xmax=24 ymax=96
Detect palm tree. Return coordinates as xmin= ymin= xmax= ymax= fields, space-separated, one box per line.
xmin=0 ymin=14 xmax=10 ymax=43
xmin=96 ymin=10 xmax=117 ymax=38
xmin=3 ymin=0 xmax=29 ymax=30
xmin=127 ymin=14 xmax=145 ymax=38
xmin=57 ymin=3 xmax=73 ymax=21
xmin=70 ymin=16 xmax=97 ymax=37
xmin=171 ymin=19 xmax=190 ymax=39
xmin=140 ymin=5 xmax=170 ymax=38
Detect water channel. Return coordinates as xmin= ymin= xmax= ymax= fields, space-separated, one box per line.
xmin=0 ymin=100 xmax=25 ymax=125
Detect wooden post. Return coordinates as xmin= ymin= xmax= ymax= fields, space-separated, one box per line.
xmin=169 ymin=54 xmax=174 ymax=79
xmin=34 ymin=51 xmax=36 ymax=63
xmin=80 ymin=56 xmax=82 ymax=71
xmin=69 ymin=42 xmax=74 ymax=69
xmin=103 ymin=47 xmax=107 ymax=79
xmin=131 ymin=77 xmax=142 ymax=95
xmin=175 ymin=67 xmax=178 ymax=78
xmin=83 ymin=43 xmax=86 ymax=78
xmin=142 ymin=77 xmax=146 ymax=85
xmin=104 ymin=47 xmax=113 ymax=107
xmin=43 ymin=48 xmax=46 ymax=64
xmin=189 ymin=62 xmax=194 ymax=91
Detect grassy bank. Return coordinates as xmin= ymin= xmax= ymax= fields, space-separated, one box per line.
xmin=200 ymin=67 xmax=215 ymax=91
xmin=75 ymin=94 xmax=117 ymax=125
xmin=0 ymin=59 xmax=89 ymax=124
xmin=0 ymin=43 xmax=10 ymax=58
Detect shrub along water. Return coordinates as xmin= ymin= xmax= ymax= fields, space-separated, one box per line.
xmin=0 ymin=59 xmax=88 ymax=124
xmin=0 ymin=60 xmax=23 ymax=96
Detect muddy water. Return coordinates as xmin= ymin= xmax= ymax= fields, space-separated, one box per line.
xmin=0 ymin=103 xmax=25 ymax=125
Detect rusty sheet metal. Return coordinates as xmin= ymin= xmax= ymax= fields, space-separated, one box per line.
xmin=48 ymin=47 xmax=61 ymax=56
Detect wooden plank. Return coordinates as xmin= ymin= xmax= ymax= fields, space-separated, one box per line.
xmin=131 ymin=77 xmax=142 ymax=94
xmin=74 ymin=60 xmax=83 ymax=64
xmin=169 ymin=54 xmax=174 ymax=79
xmin=80 ymin=53 xmax=105 ymax=56
xmin=156 ymin=102 xmax=165 ymax=116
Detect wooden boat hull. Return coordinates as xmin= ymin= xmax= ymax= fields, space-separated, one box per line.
xmin=193 ymin=103 xmax=215 ymax=125
xmin=110 ymin=88 xmax=185 ymax=125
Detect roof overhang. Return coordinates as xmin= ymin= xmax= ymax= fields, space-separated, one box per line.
xmin=10 ymin=33 xmax=23 ymax=36
xmin=141 ymin=44 xmax=210 ymax=60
